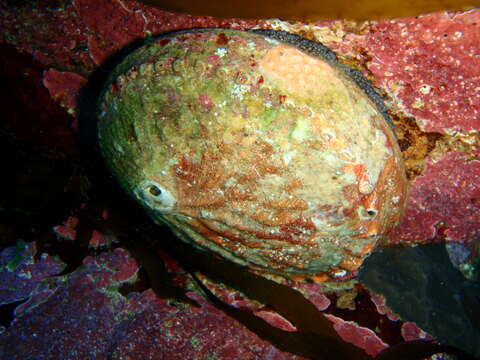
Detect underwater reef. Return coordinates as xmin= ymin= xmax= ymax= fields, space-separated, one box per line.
xmin=1 ymin=1 xmax=479 ymax=359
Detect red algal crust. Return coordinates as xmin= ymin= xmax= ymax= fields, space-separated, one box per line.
xmin=388 ymin=151 xmax=480 ymax=246
xmin=353 ymin=11 xmax=480 ymax=134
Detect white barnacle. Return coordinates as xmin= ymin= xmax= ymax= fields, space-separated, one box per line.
xmin=134 ymin=180 xmax=176 ymax=213
xmin=246 ymin=40 xmax=256 ymax=51
xmin=331 ymin=269 xmax=347 ymax=278
xmin=215 ymin=48 xmax=227 ymax=57
xmin=231 ymin=83 xmax=249 ymax=100
xmin=419 ymin=84 xmax=432 ymax=95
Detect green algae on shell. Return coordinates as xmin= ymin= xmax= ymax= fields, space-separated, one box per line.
xmin=97 ymin=28 xmax=408 ymax=282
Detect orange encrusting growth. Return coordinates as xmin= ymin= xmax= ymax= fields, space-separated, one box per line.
xmin=259 ymin=45 xmax=342 ymax=98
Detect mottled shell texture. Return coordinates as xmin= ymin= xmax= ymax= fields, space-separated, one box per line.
xmin=98 ymin=29 xmax=407 ymax=281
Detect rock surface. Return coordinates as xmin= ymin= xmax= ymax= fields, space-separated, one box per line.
xmin=1 ymin=1 xmax=479 ymax=359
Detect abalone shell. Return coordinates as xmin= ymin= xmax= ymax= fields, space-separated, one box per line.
xmin=98 ymin=29 xmax=408 ymax=281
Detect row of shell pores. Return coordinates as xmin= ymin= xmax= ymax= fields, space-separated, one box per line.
xmin=97 ymin=29 xmax=408 ymax=282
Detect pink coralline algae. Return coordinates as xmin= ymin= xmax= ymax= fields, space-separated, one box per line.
xmin=0 ymin=241 xmax=65 ymax=306
xmin=0 ymin=0 xmax=261 ymax=75
xmin=325 ymin=314 xmax=389 ymax=357
xmin=369 ymin=294 xmax=399 ymax=321
xmin=0 ymin=247 xmax=138 ymax=360
xmin=43 ymin=69 xmax=87 ymax=119
xmin=401 ymin=322 xmax=434 ymax=342
xmin=290 ymin=282 xmax=331 ymax=312
xmin=388 ymin=151 xmax=480 ymax=246
xmin=357 ymin=11 xmax=480 ymax=134
xmin=52 ymin=216 xmax=80 ymax=241
xmin=73 ymin=0 xmax=260 ymax=66
xmin=54 ymin=210 xmax=119 ymax=248
xmin=253 ymin=310 xmax=298 ymax=332
xmin=0 ymin=243 xmax=305 ymax=360
xmin=115 ymin=289 xmax=306 ymax=360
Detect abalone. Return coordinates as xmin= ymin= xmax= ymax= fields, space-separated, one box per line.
xmin=98 ymin=29 xmax=408 ymax=281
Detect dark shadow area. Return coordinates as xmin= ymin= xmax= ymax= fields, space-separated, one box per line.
xmin=0 ymin=43 xmax=88 ymax=266
xmin=323 ymin=287 xmax=404 ymax=347
xmin=0 ymin=298 xmax=28 ymax=328
xmin=360 ymin=243 xmax=480 ymax=359
xmin=152 ymin=225 xmax=475 ymax=360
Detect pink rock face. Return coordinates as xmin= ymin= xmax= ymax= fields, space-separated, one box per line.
xmin=43 ymin=69 xmax=87 ymax=120
xmin=389 ymin=151 xmax=480 ymax=246
xmin=0 ymin=242 xmax=65 ymax=305
xmin=358 ymin=11 xmax=480 ymax=134
xmin=401 ymin=322 xmax=434 ymax=342
xmin=325 ymin=314 xmax=389 ymax=357
xmin=0 ymin=0 xmax=260 ymax=75
xmin=54 ymin=211 xmax=119 ymax=248
xmin=0 ymin=244 xmax=306 ymax=360
xmin=370 ymin=294 xmax=399 ymax=321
